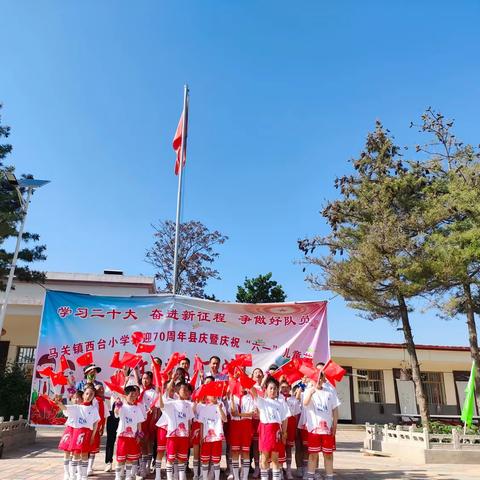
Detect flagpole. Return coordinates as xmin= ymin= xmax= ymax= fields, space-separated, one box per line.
xmin=172 ymin=84 xmax=189 ymax=295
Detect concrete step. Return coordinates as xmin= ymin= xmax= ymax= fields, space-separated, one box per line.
xmin=338 ymin=423 xmax=365 ymax=431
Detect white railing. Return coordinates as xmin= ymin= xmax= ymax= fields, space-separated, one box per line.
xmin=365 ymin=423 xmax=480 ymax=450
xmin=0 ymin=415 xmax=36 ymax=453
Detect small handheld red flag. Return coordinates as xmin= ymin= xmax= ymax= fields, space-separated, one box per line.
xmin=131 ymin=331 xmax=144 ymax=346
xmin=136 ymin=343 xmax=155 ymax=354
xmin=105 ymin=380 xmax=125 ymax=396
xmin=121 ymin=352 xmax=142 ymax=368
xmin=110 ymin=352 xmax=124 ymax=369
xmin=193 ymin=354 xmax=206 ymax=372
xmin=229 ymin=376 xmax=243 ymax=397
xmin=237 ymin=369 xmax=256 ymax=390
xmin=163 ymin=352 xmax=186 ymax=375
xmin=235 ymin=353 xmax=253 ymax=367
xmin=76 ymin=352 xmax=93 ymax=367
xmin=322 ymin=359 xmax=346 ymax=386
xmin=196 ymin=380 xmax=227 ymax=399
xmin=272 ymin=360 xmax=303 ymax=384
xmin=299 ymin=363 xmax=318 ymax=381
xmin=111 ymin=369 xmax=126 ymax=388
xmin=150 ymin=354 xmax=165 ymax=388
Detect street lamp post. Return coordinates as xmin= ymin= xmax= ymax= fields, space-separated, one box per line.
xmin=0 ymin=174 xmax=50 ymax=337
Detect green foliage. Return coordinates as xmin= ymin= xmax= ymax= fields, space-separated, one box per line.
xmin=0 ymin=362 xmax=32 ymax=419
xmin=236 ymin=272 xmax=286 ymax=303
xmin=146 ymin=219 xmax=228 ymax=299
xmin=0 ymin=104 xmax=46 ymax=289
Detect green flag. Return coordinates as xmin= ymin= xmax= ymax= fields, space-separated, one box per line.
xmin=461 ymin=361 xmax=477 ymax=428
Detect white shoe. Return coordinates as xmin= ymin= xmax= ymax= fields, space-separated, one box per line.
xmin=227 ymin=474 xmax=234 ymax=480
xmin=87 ymin=470 xmax=93 ymax=477
xmin=105 ymin=463 xmax=113 ymax=472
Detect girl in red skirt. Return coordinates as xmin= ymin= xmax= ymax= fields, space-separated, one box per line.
xmin=195 ymin=392 xmax=227 ymax=480
xmin=56 ymin=384 xmax=100 ymax=480
xmin=114 ymin=384 xmax=146 ymax=480
xmin=229 ymin=387 xmax=255 ymax=480
xmin=138 ymin=371 xmax=158 ymax=478
xmin=279 ymin=381 xmax=302 ymax=480
xmin=57 ymin=390 xmax=83 ymax=480
xmin=250 ymin=377 xmax=289 ymax=480
xmin=251 ymin=368 xmax=264 ymax=478
xmin=88 ymin=384 xmax=109 ymax=475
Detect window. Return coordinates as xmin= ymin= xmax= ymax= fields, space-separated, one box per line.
xmin=16 ymin=346 xmax=36 ymax=375
xmin=357 ymin=369 xmax=385 ymax=403
xmin=422 ymin=371 xmax=446 ymax=405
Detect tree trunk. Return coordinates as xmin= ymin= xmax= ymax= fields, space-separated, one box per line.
xmin=397 ymin=293 xmax=430 ymax=426
xmin=462 ymin=283 xmax=480 ymax=399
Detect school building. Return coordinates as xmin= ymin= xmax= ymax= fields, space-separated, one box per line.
xmin=0 ymin=271 xmax=477 ymax=424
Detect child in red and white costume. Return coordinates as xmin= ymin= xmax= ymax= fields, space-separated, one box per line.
xmin=56 ymin=384 xmax=100 ymax=480
xmin=279 ymin=380 xmax=302 ymax=480
xmin=157 ymin=380 xmax=194 ymax=480
xmin=229 ymin=388 xmax=255 ymax=480
xmin=88 ymin=384 xmax=109 ymax=475
xmin=250 ymin=377 xmax=289 ymax=480
xmin=303 ymin=372 xmax=340 ymax=480
xmin=57 ymin=390 xmax=83 ymax=480
xmin=250 ymin=368 xmax=264 ymax=478
xmin=114 ymin=384 xmax=146 ymax=480
xmin=195 ymin=393 xmax=227 ymax=480
xmin=138 ymin=371 xmax=158 ymax=478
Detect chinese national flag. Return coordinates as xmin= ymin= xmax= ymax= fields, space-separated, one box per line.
xmin=163 ymin=352 xmax=186 ymax=375
xmin=76 ymin=351 xmax=93 ymax=367
xmin=272 ymin=360 xmax=303 ymax=384
xmin=111 ymin=369 xmax=126 ymax=388
xmin=322 ymin=359 xmax=346 ymax=387
xmin=150 ymin=354 xmax=165 ymax=388
xmin=110 ymin=352 xmax=124 ymax=369
xmin=105 ymin=380 xmax=125 ymax=396
xmin=173 ymin=107 xmax=188 ymax=175
xmin=121 ymin=352 xmax=142 ymax=368
xmin=196 ymin=380 xmax=227 ymax=399
xmin=193 ymin=354 xmax=206 ymax=372
xmin=299 ymin=363 xmax=319 ymax=382
xmin=51 ymin=371 xmax=68 ymax=386
xmin=236 ymin=369 xmax=256 ymax=390
xmin=229 ymin=376 xmax=243 ymax=397
xmin=190 ymin=369 xmax=200 ymax=389
xmin=136 ymin=343 xmax=155 ymax=354
xmin=235 ymin=353 xmax=253 ymax=367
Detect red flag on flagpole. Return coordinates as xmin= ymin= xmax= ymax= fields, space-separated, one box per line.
xmin=173 ymin=109 xmax=188 ymax=175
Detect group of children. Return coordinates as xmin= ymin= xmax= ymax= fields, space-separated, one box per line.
xmin=56 ymin=355 xmax=340 ymax=480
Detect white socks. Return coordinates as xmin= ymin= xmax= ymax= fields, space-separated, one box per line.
xmin=242 ymin=459 xmax=250 ymax=480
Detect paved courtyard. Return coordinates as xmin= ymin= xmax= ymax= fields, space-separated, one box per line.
xmin=1 ymin=428 xmax=478 ymax=480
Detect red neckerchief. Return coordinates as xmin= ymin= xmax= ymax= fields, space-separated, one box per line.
xmin=82 ymin=401 xmax=93 ymax=406
xmin=138 ymin=385 xmax=154 ymax=404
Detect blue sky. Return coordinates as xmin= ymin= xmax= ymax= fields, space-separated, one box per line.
xmin=1 ymin=1 xmax=480 ymax=346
